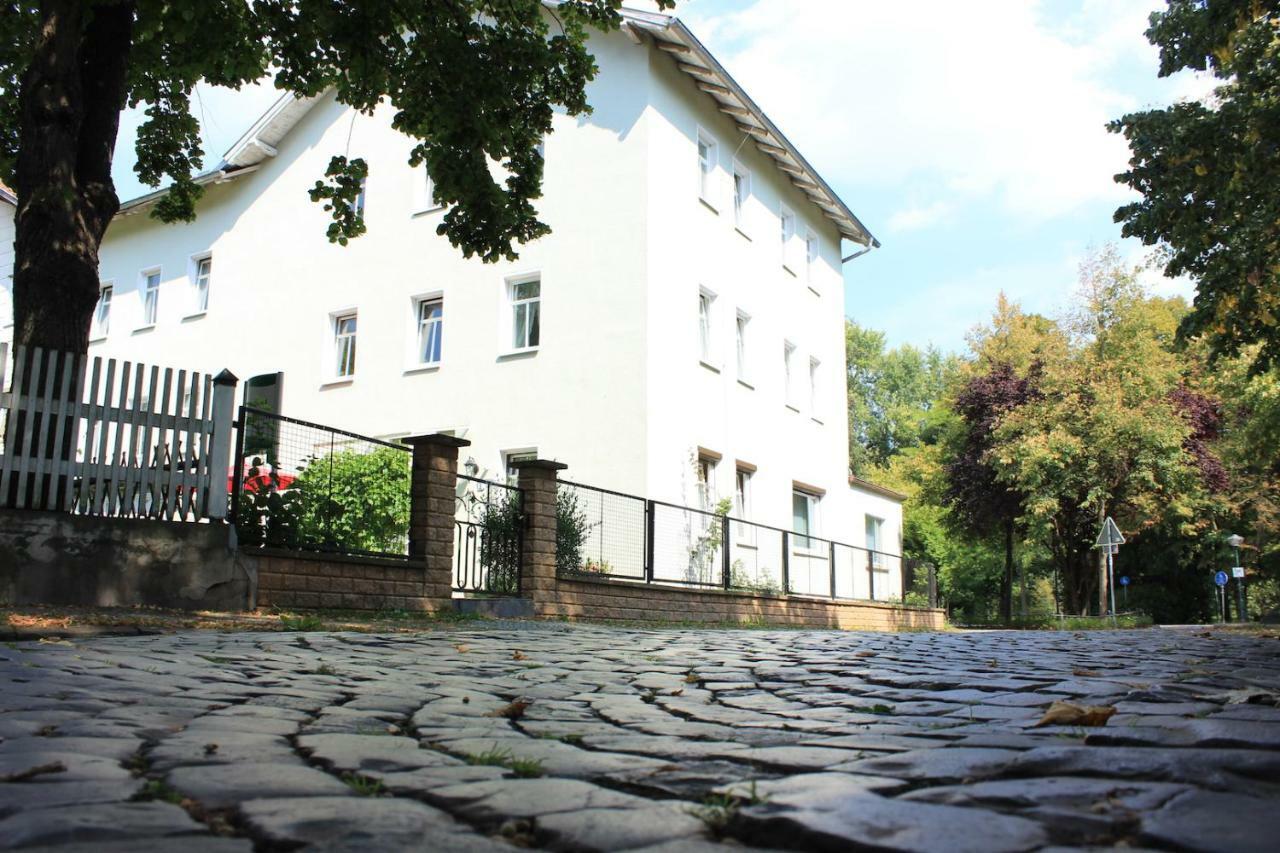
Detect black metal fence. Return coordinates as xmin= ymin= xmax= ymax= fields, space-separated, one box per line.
xmin=233 ymin=407 xmax=411 ymax=559
xmin=454 ymin=474 xmax=524 ymax=594
xmin=557 ymin=480 xmax=903 ymax=602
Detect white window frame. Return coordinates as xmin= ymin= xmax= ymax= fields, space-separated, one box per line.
xmin=804 ymin=230 xmax=818 ymax=284
xmin=697 ymin=129 xmax=718 ymax=208
xmin=502 ymin=448 xmax=538 ymax=485
xmin=138 ymin=267 xmax=161 ymax=328
xmin=793 ymin=489 xmax=822 ymax=551
xmin=329 ymin=309 xmax=358 ymax=381
xmin=696 ymin=453 xmax=717 ymax=511
xmin=780 ymin=206 xmax=796 ymax=271
xmin=410 ymin=293 xmax=444 ymax=369
xmin=734 ymin=466 xmax=755 ymax=543
xmin=735 ymin=310 xmax=751 ymax=384
xmin=783 ymin=341 xmax=797 ymax=409
xmin=353 ymin=176 xmax=367 ymax=218
xmin=505 ymin=273 xmax=542 ymax=354
xmin=412 ymin=165 xmax=442 ymax=215
xmin=866 ymin=514 xmax=885 ymax=569
xmin=732 ymin=161 xmax=751 ymax=232
xmin=91 ymin=282 xmax=113 ymax=340
xmin=188 ymin=253 xmax=212 ymax=316
xmin=698 ymin=288 xmax=717 ymax=367
xmin=809 ymin=357 xmax=821 ymax=420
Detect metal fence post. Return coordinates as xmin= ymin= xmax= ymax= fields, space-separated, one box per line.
xmin=781 ymin=531 xmax=790 ymax=595
xmin=230 ymin=405 xmax=246 ymax=527
xmin=645 ymin=500 xmax=656 ymax=583
xmin=205 ymin=369 xmax=238 ymax=520
xmin=867 ymin=549 xmax=876 ymax=601
xmin=721 ymin=514 xmax=731 ymax=590
xmin=829 ymin=540 xmax=837 ymax=599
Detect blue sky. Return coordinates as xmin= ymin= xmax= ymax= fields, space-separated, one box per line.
xmin=111 ymin=0 xmax=1208 ymax=355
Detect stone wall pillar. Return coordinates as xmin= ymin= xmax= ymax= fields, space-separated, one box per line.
xmin=513 ymin=459 xmax=567 ymax=612
xmin=403 ymin=433 xmax=470 ymax=610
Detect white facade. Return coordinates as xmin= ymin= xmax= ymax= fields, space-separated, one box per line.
xmin=7 ymin=12 xmax=904 ymax=595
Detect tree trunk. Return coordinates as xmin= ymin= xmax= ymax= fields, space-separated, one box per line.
xmin=1000 ymin=518 xmax=1014 ymax=624
xmin=13 ymin=0 xmax=135 ymax=355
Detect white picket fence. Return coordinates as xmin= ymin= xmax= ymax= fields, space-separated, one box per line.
xmin=0 ymin=346 xmax=236 ymax=521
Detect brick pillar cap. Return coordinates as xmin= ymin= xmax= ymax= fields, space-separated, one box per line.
xmin=402 ymin=433 xmax=471 ymax=449
xmin=512 ymin=458 xmax=568 ymax=472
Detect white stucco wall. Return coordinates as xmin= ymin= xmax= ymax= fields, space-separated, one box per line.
xmin=76 ymin=24 xmax=902 ymax=597
xmin=0 ymin=198 xmax=13 ymax=346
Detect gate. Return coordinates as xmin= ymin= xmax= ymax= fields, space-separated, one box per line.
xmin=454 ymin=474 xmax=524 ymax=595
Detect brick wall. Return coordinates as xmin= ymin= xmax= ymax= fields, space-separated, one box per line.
xmin=253 ymin=550 xmax=445 ymax=612
xmin=540 ymin=573 xmax=946 ymax=630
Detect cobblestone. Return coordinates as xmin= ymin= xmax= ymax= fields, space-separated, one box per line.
xmin=1 ymin=624 xmax=1278 ymax=850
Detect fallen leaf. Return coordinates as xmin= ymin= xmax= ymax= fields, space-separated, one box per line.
xmin=684 ymin=673 xmax=698 ymax=683
xmin=1072 ymin=632 xmax=1086 ymax=640
xmin=1072 ymin=668 xmax=1102 ymax=678
xmin=37 ymin=637 xmax=74 ymax=647
xmin=854 ymin=651 xmax=876 ymax=658
xmin=462 ymin=696 xmax=470 ymax=704
xmin=203 ymin=743 xmax=219 ymax=755
xmin=512 ymin=651 xmax=527 ymax=661
xmin=454 ymin=644 xmax=470 ymax=653
xmin=487 ymin=700 xmax=531 ymax=720
xmin=2 ymin=761 xmax=65 ymax=782
xmin=670 ymin=688 xmax=684 ymax=696
xmin=1032 ymin=701 xmax=1116 ymax=728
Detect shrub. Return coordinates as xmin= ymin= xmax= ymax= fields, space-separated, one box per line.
xmin=293 ymin=446 xmax=410 ymax=554
xmin=556 ymin=488 xmax=591 ymax=574
xmin=478 ymin=490 xmax=523 ymax=594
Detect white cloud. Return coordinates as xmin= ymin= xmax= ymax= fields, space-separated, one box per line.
xmin=887 ymin=200 xmax=953 ymax=233
xmin=682 ymin=0 xmax=1172 ymax=226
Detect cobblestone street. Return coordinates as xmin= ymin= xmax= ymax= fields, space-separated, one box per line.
xmin=1 ymin=624 xmax=1278 ymax=851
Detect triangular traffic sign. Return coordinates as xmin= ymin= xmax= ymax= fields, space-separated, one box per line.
xmin=1094 ymin=516 xmax=1125 ymax=548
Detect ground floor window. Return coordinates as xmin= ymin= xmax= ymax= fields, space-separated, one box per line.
xmin=793 ymin=490 xmax=820 ymax=549
xmin=866 ymin=514 xmax=885 ymax=568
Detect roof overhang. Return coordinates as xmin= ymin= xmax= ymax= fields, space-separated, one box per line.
xmin=623 ymin=9 xmax=878 ymax=249
xmin=116 ymin=165 xmax=260 ymax=217
xmin=848 ymin=475 xmax=906 ymax=503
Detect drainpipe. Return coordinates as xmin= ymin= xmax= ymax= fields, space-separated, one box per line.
xmin=841 ymin=245 xmax=875 ymax=264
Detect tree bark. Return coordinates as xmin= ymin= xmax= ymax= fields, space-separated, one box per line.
xmin=13 ymin=0 xmax=135 ymax=355
xmin=1001 ymin=518 xmax=1014 ymax=624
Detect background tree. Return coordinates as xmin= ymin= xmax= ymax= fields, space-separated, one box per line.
xmin=1110 ymin=0 xmax=1280 ymax=372
xmin=0 ymin=0 xmax=672 ymax=354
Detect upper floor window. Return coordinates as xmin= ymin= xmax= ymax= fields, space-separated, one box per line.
xmin=192 ymin=255 xmax=212 ymax=313
xmin=416 ymin=297 xmax=443 ymax=364
xmin=92 ymin=284 xmax=112 ymax=338
xmin=697 ymin=131 xmax=717 ymax=204
xmin=413 ymin=166 xmax=441 ymax=214
xmin=732 ymin=162 xmax=750 ymax=230
xmin=780 ymin=207 xmax=796 ymax=269
xmin=735 ymin=311 xmax=750 ymax=381
xmin=333 ymin=312 xmax=358 ymax=378
xmin=698 ymin=289 xmax=715 ymax=363
xmin=809 ymin=357 xmax=821 ymax=417
xmin=503 ymin=448 xmax=538 ymax=484
xmin=783 ymin=341 xmax=797 ymax=407
xmin=509 ymin=276 xmax=541 ymax=350
xmin=696 ymin=453 xmax=717 ymax=510
xmin=141 ymin=269 xmax=160 ymax=326
xmin=805 ymin=231 xmax=818 ymax=281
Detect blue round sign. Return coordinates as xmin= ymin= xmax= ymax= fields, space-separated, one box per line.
xmin=1214 ymin=571 xmax=1229 ymax=587
xmin=1119 ymin=576 xmax=1130 ymax=586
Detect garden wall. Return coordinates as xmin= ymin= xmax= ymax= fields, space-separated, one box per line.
xmin=251 ymin=549 xmax=449 ymax=612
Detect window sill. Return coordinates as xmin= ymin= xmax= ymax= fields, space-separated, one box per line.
xmin=498 ymin=347 xmax=539 ymax=361
xmin=132 ymin=324 xmax=156 ymax=335
xmin=403 ymin=363 xmax=441 ymax=375
xmin=411 ymin=205 xmax=445 ymax=218
xmin=735 ymin=226 xmax=751 ymax=241
xmin=811 ymin=416 xmax=824 ymax=425
xmin=182 ymin=311 xmax=207 ymax=322
xmin=319 ymin=377 xmax=355 ymax=389
xmin=807 ymin=285 xmax=821 ymax=298
xmin=88 ymin=335 xmax=107 ymax=344
xmin=699 ymin=359 xmax=721 ymax=374
xmin=737 ymin=377 xmax=754 ymax=390
xmin=782 ymin=265 xmax=797 ymax=278
xmin=785 ymin=403 xmax=801 ymax=413
xmin=699 ymin=197 xmax=719 ymax=215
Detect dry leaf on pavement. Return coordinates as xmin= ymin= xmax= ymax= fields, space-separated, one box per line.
xmin=487 ymin=700 xmax=531 ymax=720
xmin=1032 ymin=700 xmax=1116 ymax=728
xmin=1072 ymin=668 xmax=1102 ymax=677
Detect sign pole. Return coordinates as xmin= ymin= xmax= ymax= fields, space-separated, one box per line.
xmin=1107 ymin=547 xmax=1117 ymax=625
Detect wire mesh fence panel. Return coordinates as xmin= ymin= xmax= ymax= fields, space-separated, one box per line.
xmin=727 ymin=520 xmax=785 ymax=595
xmin=651 ymin=501 xmax=724 ymax=587
xmin=454 ymin=474 xmax=523 ymax=594
xmin=234 ymin=407 xmax=410 ymax=559
xmin=788 ymin=534 xmax=833 ymax=596
xmin=557 ymin=481 xmax=646 ymax=580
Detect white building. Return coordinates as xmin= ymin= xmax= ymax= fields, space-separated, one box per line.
xmin=6 ymin=9 xmax=905 ymax=597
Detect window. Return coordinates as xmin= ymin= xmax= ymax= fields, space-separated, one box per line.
xmin=509 ymin=277 xmax=541 ymax=350
xmin=333 ymin=312 xmax=358 ymax=378
xmin=141 ymin=270 xmax=160 ymax=326
xmin=805 ymin=231 xmax=818 ymax=281
xmin=783 ymin=341 xmax=796 ymax=407
xmin=698 ymin=290 xmax=715 ymax=363
xmin=732 ymin=162 xmax=750 ymax=229
xmin=92 ymin=284 xmax=112 ymax=338
xmin=780 ymin=207 xmax=796 ymax=268
xmin=503 ymin=449 xmax=538 ymax=484
xmin=809 ymin=357 xmax=820 ymax=417
xmin=355 ymin=178 xmax=367 ymax=217
xmin=416 ymin=297 xmax=443 ymax=364
xmin=735 ymin=311 xmax=750 ymax=381
xmin=192 ymin=256 xmax=211 ymax=313
xmin=413 ymin=166 xmax=440 ymax=214
xmin=696 ymin=454 xmax=716 ymax=509
xmin=793 ymin=490 xmax=821 ymax=550
xmin=734 ymin=466 xmax=754 ymax=543
xmin=697 ymin=131 xmax=717 ymax=204
xmin=866 ymin=515 xmax=885 ymax=568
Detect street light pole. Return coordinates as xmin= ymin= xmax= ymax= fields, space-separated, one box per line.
xmin=1227 ymin=534 xmax=1246 ymax=623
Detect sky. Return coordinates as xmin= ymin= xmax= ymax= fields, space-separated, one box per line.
xmin=110 ymin=0 xmax=1211 ymax=356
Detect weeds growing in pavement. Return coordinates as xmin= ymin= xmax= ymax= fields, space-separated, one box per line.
xmin=463 ymin=746 xmax=544 ymax=777
xmin=135 ymin=779 xmax=185 ymax=804
xmin=279 ymin=613 xmax=325 ymax=632
xmin=342 ymin=773 xmax=386 ymax=796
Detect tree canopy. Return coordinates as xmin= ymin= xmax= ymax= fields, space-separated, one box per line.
xmin=0 ymin=0 xmax=671 ymax=352
xmin=1110 ymin=0 xmax=1280 ymax=373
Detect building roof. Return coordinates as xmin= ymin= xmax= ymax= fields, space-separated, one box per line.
xmin=0 ymin=179 xmax=14 ymax=206
xmin=848 ymin=474 xmax=907 ymax=503
xmin=114 ymin=7 xmax=876 ymax=248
